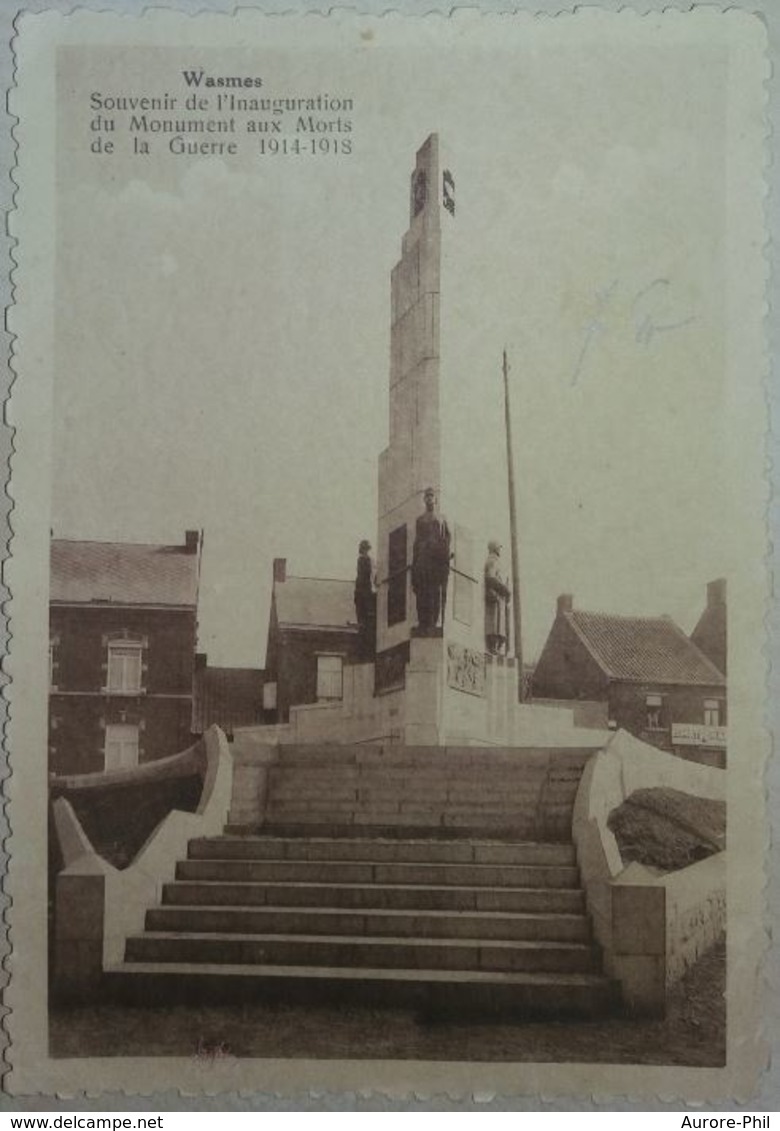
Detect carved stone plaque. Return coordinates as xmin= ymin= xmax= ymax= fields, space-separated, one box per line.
xmin=375 ymin=640 xmax=410 ymax=696
xmin=446 ymin=642 xmax=486 ymax=697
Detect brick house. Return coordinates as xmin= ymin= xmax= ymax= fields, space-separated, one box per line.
xmin=262 ymin=558 xmax=361 ymax=724
xmin=531 ymin=594 xmax=727 ymax=766
xmin=191 ymin=659 xmax=265 ymax=739
xmin=49 ymin=532 xmax=202 ymax=777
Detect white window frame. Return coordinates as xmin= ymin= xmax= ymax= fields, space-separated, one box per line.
xmin=645 ymin=693 xmax=664 ymax=730
xmin=106 ymin=638 xmax=144 ymax=694
xmin=316 ymin=654 xmax=344 ymax=702
xmin=104 ymin=723 xmax=140 ymax=771
xmin=703 ymin=698 xmax=721 ymax=727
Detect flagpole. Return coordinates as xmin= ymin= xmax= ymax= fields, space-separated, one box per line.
xmin=503 ymin=349 xmax=524 ymax=702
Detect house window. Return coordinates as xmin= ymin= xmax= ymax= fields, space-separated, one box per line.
xmin=104 ymin=724 xmax=140 ymax=771
xmin=106 ymin=640 xmax=143 ymax=694
xmin=316 ymin=655 xmax=343 ymax=701
xmin=646 ymin=693 xmax=663 ymax=730
xmin=704 ymin=699 xmax=721 ymax=727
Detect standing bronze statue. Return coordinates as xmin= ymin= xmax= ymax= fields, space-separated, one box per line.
xmin=411 ymin=487 xmax=451 ymax=633
xmin=484 ymin=540 xmax=511 ymax=655
xmin=354 ymin=539 xmax=377 ymax=655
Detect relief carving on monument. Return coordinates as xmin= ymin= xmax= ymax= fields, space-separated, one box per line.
xmin=447 ymin=642 xmax=486 ymax=698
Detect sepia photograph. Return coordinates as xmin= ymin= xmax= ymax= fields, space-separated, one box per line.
xmin=5 ymin=6 xmax=769 ymax=1100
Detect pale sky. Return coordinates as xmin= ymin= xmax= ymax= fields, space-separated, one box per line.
xmin=52 ymin=19 xmax=730 ymax=666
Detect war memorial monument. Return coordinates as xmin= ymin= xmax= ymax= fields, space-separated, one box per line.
xmin=51 ymin=134 xmax=727 ymax=1036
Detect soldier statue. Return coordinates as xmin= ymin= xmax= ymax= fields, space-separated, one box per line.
xmin=354 ymin=539 xmax=377 ymax=655
xmin=484 ymin=540 xmax=511 ymax=655
xmin=411 ymin=487 xmax=451 ymax=633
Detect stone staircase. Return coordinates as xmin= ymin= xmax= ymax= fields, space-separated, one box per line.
xmin=108 ymin=831 xmax=618 ymax=1015
xmin=248 ymin=744 xmax=597 ymax=841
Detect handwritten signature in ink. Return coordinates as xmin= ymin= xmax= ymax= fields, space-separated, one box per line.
xmin=571 ymin=277 xmax=695 ymax=386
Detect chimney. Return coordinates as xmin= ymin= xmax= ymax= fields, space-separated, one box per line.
xmin=707 ymin=578 xmax=726 ymax=608
xmin=273 ymin=557 xmax=287 ymax=584
xmin=184 ymin=530 xmax=200 ymax=554
xmin=557 ymin=593 xmax=573 ymax=615
xmin=195 ymin=652 xmax=208 ymax=671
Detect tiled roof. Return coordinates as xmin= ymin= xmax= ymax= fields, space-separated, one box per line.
xmin=566 ymin=609 xmax=725 ymax=686
xmin=274 ymin=576 xmax=357 ymax=630
xmin=192 ymin=666 xmax=265 ymax=733
xmin=51 ymin=539 xmax=200 ymax=607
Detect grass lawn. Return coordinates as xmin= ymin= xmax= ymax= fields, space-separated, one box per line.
xmin=50 ymin=940 xmax=725 ymax=1066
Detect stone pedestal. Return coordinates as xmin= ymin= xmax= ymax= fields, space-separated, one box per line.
xmin=402 ymin=636 xmax=446 ymax=745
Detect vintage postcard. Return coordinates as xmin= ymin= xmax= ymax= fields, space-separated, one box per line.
xmin=5 ymin=6 xmax=770 ymax=1102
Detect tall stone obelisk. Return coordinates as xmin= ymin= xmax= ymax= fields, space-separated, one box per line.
xmin=375 ymin=137 xmax=484 ymax=741
xmin=376 ymin=134 xmax=443 ymax=656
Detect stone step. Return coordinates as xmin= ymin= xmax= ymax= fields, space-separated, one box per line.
xmin=264 ymin=800 xmax=546 ymax=816
xmin=124 ymin=931 xmax=598 ymax=973
xmin=162 ymin=880 xmax=585 ymax=914
xmin=105 ymin=961 xmax=618 ymax=1015
xmin=262 ymin=790 xmax=579 ymax=805
xmin=146 ymin=904 xmax=591 ymax=942
xmin=174 ymin=858 xmax=581 ymax=889
xmin=187 ymin=837 xmax=576 ymax=866
xmin=271 ymin=746 xmax=595 ymax=767
xmin=266 ymin=768 xmax=551 ymax=783
xmin=267 ymin=764 xmax=552 ymax=778
xmin=238 ymin=822 xmax=570 ymax=843
xmin=264 ymin=784 xmax=568 ymax=800
xmin=263 ymin=782 xmax=546 ymax=796
xmin=266 ymin=789 xmax=548 ymax=807
xmin=262 ymin=810 xmax=544 ymax=834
